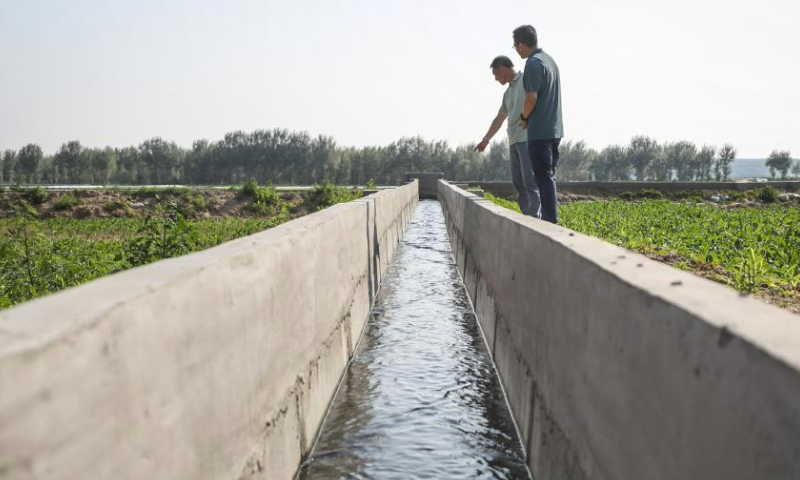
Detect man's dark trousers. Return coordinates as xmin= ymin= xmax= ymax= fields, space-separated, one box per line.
xmin=527 ymin=138 xmax=561 ymax=223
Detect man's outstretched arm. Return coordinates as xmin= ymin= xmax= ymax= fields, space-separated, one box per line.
xmin=475 ymin=113 xmax=507 ymax=152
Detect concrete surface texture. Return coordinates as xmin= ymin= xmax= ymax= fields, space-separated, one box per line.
xmin=438 ymin=180 xmax=800 ymax=480
xmin=0 ymin=182 xmax=418 ymax=480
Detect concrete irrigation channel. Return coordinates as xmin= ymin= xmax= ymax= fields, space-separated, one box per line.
xmin=1 ymin=176 xmax=800 ymax=479
xmin=297 ymin=200 xmax=530 ymax=479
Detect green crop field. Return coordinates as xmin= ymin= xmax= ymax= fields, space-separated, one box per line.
xmin=486 ymin=193 xmax=800 ymax=310
xmin=0 ymin=211 xmax=288 ymax=310
xmin=0 ymin=181 xmax=362 ymax=310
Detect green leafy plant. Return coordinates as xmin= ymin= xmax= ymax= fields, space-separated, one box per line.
xmin=125 ymin=201 xmax=200 ymax=265
xmin=254 ymin=185 xmax=279 ymax=206
xmin=484 ymin=193 xmax=520 ymax=213
xmin=104 ymin=199 xmax=129 ymax=213
xmin=758 ymin=185 xmax=779 ymax=203
xmin=23 ymin=186 xmax=49 ymax=205
xmin=240 ymin=179 xmax=260 ymax=198
xmin=190 ymin=193 xmax=207 ymax=211
xmin=53 ymin=193 xmax=82 ymax=211
xmin=16 ymin=200 xmax=39 ymax=218
xmin=732 ymin=248 xmax=770 ymax=293
xmin=240 ymin=179 xmax=280 ymax=209
xmin=310 ymin=180 xmax=361 ymax=209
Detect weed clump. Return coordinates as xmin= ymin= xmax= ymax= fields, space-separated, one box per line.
xmin=727 ymin=190 xmax=746 ymax=201
xmin=757 ymin=185 xmax=779 ymax=203
xmin=190 ymin=193 xmax=207 ymax=211
xmin=53 ymin=193 xmax=82 ymax=211
xmin=23 ymin=186 xmax=49 ymax=205
xmin=16 ymin=201 xmax=39 ymax=217
xmin=240 ymin=179 xmax=280 ymax=207
xmin=239 ymin=179 xmax=280 ymax=215
xmin=125 ymin=201 xmax=199 ymax=265
xmin=310 ymin=180 xmax=361 ymax=209
xmin=732 ymin=248 xmax=770 ymax=293
xmin=103 ymin=199 xmax=131 ymax=214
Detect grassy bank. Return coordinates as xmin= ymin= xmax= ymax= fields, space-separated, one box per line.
xmin=486 ymin=193 xmax=800 ymax=313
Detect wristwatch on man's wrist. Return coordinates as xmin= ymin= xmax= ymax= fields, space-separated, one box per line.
xmin=520 ymin=113 xmax=529 ymax=121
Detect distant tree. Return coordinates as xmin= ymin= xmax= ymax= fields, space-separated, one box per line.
xmin=606 ymin=145 xmax=631 ymax=180
xmin=628 ymin=136 xmax=659 ymax=181
xmin=17 ymin=144 xmax=44 ymax=183
xmin=267 ymin=129 xmax=304 ymax=184
xmin=182 ymin=140 xmax=212 ymax=184
xmin=1 ymin=150 xmax=16 ymax=183
xmin=54 ymin=141 xmax=84 ymax=183
xmin=38 ymin=155 xmax=57 ymax=183
xmin=448 ymin=144 xmax=480 ymax=180
xmin=792 ymin=160 xmax=800 ymax=179
xmin=766 ymin=150 xmax=792 ymax=179
xmin=588 ymin=144 xmax=626 ymax=181
xmin=138 ymin=138 xmax=183 ymax=184
xmin=483 ymin=142 xmax=510 ymax=181
xmin=88 ymin=147 xmax=117 ymax=184
xmin=113 ymin=146 xmax=139 ymax=184
xmin=344 ymin=145 xmax=389 ymax=185
xmin=696 ymin=145 xmax=716 ymax=181
xmin=648 ymin=148 xmax=673 ymax=181
xmin=715 ymin=144 xmax=736 ymax=181
xmin=588 ymin=146 xmax=613 ymax=181
xmin=665 ymin=141 xmax=697 ymax=181
xmin=309 ymin=135 xmax=338 ymax=184
xmin=384 ymin=137 xmax=450 ymax=183
xmin=557 ymin=140 xmax=596 ymax=181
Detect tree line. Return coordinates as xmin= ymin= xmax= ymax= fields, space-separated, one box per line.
xmin=558 ymin=137 xmax=799 ymax=182
xmin=0 ymin=131 xmax=509 ymax=186
xmin=1 ymin=130 xmax=797 ymax=185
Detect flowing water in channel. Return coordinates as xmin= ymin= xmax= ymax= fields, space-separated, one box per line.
xmin=297 ymin=200 xmax=531 ymax=480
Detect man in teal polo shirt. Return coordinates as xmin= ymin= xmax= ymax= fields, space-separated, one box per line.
xmin=474 ymin=55 xmax=540 ymax=217
xmin=514 ymin=24 xmax=563 ymax=224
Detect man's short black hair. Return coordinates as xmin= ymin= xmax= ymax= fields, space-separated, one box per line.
xmin=513 ymin=25 xmax=538 ymax=48
xmin=490 ymin=55 xmax=514 ymax=69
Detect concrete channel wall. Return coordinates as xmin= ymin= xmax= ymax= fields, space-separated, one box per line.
xmin=406 ymin=172 xmax=444 ymax=199
xmin=0 ymin=182 xmax=418 ymax=480
xmin=438 ymin=180 xmax=800 ymax=480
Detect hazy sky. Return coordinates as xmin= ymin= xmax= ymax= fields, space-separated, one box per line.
xmin=1 ymin=0 xmax=798 ymax=158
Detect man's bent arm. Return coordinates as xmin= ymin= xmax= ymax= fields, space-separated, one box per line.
xmin=521 ymin=91 xmax=538 ymax=122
